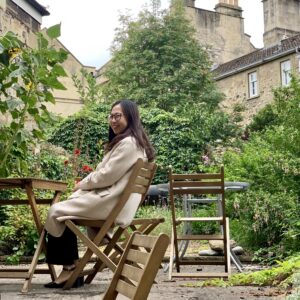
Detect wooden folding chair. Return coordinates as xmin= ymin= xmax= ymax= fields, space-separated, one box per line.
xmin=168 ymin=166 xmax=231 ymax=279
xmin=62 ymin=158 xmax=158 ymax=289
xmin=102 ymin=231 xmax=169 ymax=300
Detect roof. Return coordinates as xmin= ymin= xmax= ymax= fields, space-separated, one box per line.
xmin=26 ymin=0 xmax=50 ymax=16
xmin=214 ymin=34 xmax=300 ymax=79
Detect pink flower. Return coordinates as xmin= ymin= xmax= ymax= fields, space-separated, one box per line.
xmin=201 ymin=155 xmax=210 ymax=165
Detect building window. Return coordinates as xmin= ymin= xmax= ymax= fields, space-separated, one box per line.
xmin=281 ymin=60 xmax=291 ymax=86
xmin=248 ymin=71 xmax=258 ymax=98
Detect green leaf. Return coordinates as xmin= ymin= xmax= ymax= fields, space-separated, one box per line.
xmin=44 ymin=92 xmax=55 ymax=104
xmin=37 ymin=33 xmax=49 ymax=49
xmin=32 ymin=129 xmax=44 ymax=139
xmin=51 ymin=64 xmax=67 ymax=77
xmin=10 ymin=122 xmax=18 ymax=130
xmin=45 ymin=77 xmax=66 ymax=90
xmin=46 ymin=24 xmax=61 ymax=39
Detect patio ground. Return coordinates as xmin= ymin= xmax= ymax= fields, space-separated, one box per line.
xmin=0 ymin=262 xmax=290 ymax=300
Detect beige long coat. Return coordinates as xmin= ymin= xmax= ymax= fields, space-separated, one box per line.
xmin=45 ymin=136 xmax=147 ymax=237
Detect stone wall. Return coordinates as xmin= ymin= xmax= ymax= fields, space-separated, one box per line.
xmin=185 ymin=4 xmax=256 ymax=65
xmin=217 ymin=52 xmax=300 ymax=125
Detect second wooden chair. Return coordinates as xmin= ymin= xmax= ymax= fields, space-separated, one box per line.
xmin=168 ymin=166 xmax=231 ymax=280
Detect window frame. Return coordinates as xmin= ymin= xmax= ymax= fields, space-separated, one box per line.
xmin=248 ymin=71 xmax=259 ymax=98
xmin=280 ymin=60 xmax=291 ymax=86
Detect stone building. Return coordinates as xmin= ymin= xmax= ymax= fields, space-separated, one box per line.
xmin=213 ymin=0 xmax=300 ymax=125
xmin=184 ymin=0 xmax=256 ymax=66
xmin=0 ymin=0 xmax=93 ymax=117
xmin=214 ymin=34 xmax=300 ymax=125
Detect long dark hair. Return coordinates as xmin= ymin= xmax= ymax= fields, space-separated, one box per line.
xmin=105 ymin=100 xmax=155 ymax=161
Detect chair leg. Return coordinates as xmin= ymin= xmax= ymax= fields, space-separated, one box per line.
xmin=168 ymin=231 xmax=175 ymax=280
xmin=85 ymin=227 xmax=125 ymax=284
xmin=225 ymin=217 xmax=231 ymax=275
xmin=63 ymin=220 xmax=117 ymax=289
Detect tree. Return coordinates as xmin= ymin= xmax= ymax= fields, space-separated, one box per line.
xmin=102 ymin=0 xmax=222 ymax=112
xmin=0 ymin=25 xmax=68 ymax=176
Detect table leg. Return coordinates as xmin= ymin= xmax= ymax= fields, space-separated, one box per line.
xmin=25 ymin=184 xmax=42 ymax=234
xmin=22 ymin=229 xmax=57 ymax=293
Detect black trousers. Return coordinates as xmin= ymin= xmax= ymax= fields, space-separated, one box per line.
xmin=46 ymin=227 xmax=79 ymax=265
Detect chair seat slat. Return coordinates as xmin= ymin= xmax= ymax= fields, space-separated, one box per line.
xmin=172 ymin=173 xmax=222 ymax=180
xmin=177 ymin=217 xmax=223 ymax=222
xmin=177 ymin=234 xmax=224 ymax=240
xmin=172 ymin=181 xmax=222 ymax=187
xmin=173 ymin=188 xmax=224 ymax=195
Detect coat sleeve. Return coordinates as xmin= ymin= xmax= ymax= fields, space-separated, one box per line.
xmin=76 ymin=138 xmax=141 ymax=191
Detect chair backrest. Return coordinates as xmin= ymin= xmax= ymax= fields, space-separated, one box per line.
xmin=169 ymin=166 xmax=226 ymax=220
xmin=103 ymin=231 xmax=169 ymax=300
xmin=92 ymin=158 xmax=157 ymax=246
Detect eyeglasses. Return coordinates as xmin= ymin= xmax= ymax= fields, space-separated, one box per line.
xmin=107 ymin=113 xmax=123 ymax=122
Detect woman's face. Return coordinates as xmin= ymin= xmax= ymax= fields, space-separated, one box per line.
xmin=109 ymin=104 xmax=128 ymax=135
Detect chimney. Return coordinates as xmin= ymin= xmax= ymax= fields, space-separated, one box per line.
xmin=219 ymin=0 xmax=239 ymax=5
xmin=184 ymin=0 xmax=195 ymax=7
xmin=263 ymin=0 xmax=300 ymax=47
xmin=215 ymin=0 xmax=242 ymax=18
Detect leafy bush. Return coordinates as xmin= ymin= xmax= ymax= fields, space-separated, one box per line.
xmin=247 ymin=103 xmax=278 ymax=132
xmin=221 ymin=76 xmax=300 ymax=256
xmin=140 ymin=106 xmax=237 ymax=183
xmin=48 ymin=104 xmax=110 ymax=165
xmin=0 ymin=205 xmax=48 ymax=264
xmin=48 ymin=103 xmax=237 ymax=185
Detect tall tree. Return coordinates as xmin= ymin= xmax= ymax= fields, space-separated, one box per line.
xmin=103 ymin=0 xmax=222 ymax=112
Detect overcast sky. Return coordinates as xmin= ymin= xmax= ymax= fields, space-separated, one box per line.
xmin=38 ymin=0 xmax=264 ymax=69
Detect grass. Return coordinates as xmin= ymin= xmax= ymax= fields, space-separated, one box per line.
xmin=186 ymin=255 xmax=300 ymax=292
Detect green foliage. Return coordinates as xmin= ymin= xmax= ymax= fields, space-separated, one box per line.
xmin=48 ymin=103 xmax=237 ymax=184
xmin=103 ymin=0 xmax=222 ymax=113
xmin=247 ymin=103 xmax=278 ymax=132
xmin=0 ymin=205 xmax=48 ymax=264
xmin=48 ymin=103 xmax=110 ymax=165
xmin=140 ymin=106 xmax=237 ymax=183
xmin=190 ymin=204 xmax=219 ymax=234
xmin=135 ymin=205 xmax=176 ymax=236
xmin=72 ymin=68 xmax=103 ymax=105
xmin=222 ymin=76 xmax=300 ymax=256
xmin=198 ymin=255 xmax=300 ymax=290
xmin=0 ymin=25 xmax=68 ymax=176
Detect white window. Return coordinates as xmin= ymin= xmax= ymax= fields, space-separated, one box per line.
xmin=248 ymin=71 xmax=258 ymax=98
xmin=281 ymin=60 xmax=291 ymax=86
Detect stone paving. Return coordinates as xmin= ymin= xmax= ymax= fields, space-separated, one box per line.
xmin=0 ymin=262 xmax=288 ymax=300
